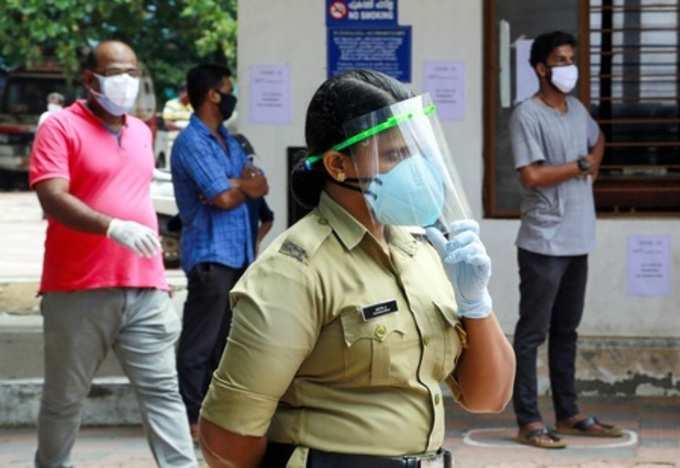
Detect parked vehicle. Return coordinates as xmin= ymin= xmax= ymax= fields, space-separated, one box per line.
xmin=0 ymin=64 xmax=75 ymax=189
xmin=151 ymin=168 xmax=181 ymax=269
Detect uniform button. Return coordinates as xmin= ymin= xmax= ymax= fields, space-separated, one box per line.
xmin=318 ymin=218 xmax=329 ymax=225
xmin=374 ymin=324 xmax=387 ymax=341
xmin=434 ymin=394 xmax=441 ymax=405
xmin=423 ymin=336 xmax=431 ymax=346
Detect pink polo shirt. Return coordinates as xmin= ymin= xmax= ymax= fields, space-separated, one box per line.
xmin=30 ymin=100 xmax=168 ymax=293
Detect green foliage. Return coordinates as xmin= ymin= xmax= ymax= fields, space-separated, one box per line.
xmin=0 ymin=0 xmax=237 ymax=101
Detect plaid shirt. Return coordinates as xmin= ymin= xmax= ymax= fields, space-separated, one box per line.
xmin=171 ymin=115 xmax=253 ymax=274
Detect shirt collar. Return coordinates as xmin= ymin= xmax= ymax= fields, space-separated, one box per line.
xmin=316 ymin=192 xmax=418 ymax=257
xmin=317 ymin=191 xmax=368 ymax=251
xmin=189 ymin=114 xmax=230 ymax=141
xmin=73 ymin=99 xmax=129 ymax=128
xmin=387 ymin=225 xmax=418 ymax=257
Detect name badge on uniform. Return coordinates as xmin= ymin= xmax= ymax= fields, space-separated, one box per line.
xmin=361 ymin=300 xmax=398 ymax=321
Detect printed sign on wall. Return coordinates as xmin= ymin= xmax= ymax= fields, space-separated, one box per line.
xmin=326 ymin=0 xmax=398 ymax=28
xmin=627 ymin=235 xmax=672 ymax=297
xmin=249 ymin=65 xmax=292 ymax=125
xmin=327 ymin=27 xmax=411 ymax=82
xmin=423 ymin=61 xmax=465 ymax=121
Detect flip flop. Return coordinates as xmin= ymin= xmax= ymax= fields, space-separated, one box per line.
xmin=556 ymin=416 xmax=624 ymax=438
xmin=515 ymin=427 xmax=567 ymax=449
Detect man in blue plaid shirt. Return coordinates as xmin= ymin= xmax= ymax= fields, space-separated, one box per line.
xmin=170 ymin=64 xmax=269 ymax=440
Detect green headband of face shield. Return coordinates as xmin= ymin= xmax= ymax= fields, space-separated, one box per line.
xmin=304 ymin=103 xmax=437 ymax=171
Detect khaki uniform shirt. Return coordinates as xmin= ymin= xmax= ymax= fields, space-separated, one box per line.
xmin=201 ymin=192 xmax=466 ymax=457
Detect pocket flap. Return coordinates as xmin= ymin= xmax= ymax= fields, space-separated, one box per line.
xmin=433 ymin=300 xmax=459 ymax=328
xmin=340 ymin=308 xmax=406 ymax=346
xmin=434 ymin=300 xmax=468 ymax=349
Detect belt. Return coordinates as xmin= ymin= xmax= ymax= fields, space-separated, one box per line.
xmin=306 ymin=448 xmax=453 ymax=468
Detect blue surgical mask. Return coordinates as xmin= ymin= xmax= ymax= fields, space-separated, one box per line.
xmin=364 ymin=154 xmax=445 ymax=226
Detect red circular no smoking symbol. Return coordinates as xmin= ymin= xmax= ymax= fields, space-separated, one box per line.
xmin=330 ymin=1 xmax=348 ymax=20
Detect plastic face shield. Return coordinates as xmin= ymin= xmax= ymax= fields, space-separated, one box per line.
xmin=309 ymin=94 xmax=471 ymax=230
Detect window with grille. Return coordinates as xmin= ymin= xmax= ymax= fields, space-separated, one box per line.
xmin=588 ymin=0 xmax=680 ymax=212
xmin=483 ymin=0 xmax=680 ymax=217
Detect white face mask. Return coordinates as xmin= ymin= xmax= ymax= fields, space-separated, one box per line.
xmin=92 ymin=73 xmax=140 ymax=116
xmin=47 ymin=103 xmax=63 ymax=113
xmin=550 ymin=64 xmax=578 ymax=94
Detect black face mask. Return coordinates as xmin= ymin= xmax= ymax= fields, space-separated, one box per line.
xmin=216 ymin=91 xmax=237 ymax=121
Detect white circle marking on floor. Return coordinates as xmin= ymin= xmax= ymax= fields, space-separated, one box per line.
xmin=462 ymin=427 xmax=638 ymax=449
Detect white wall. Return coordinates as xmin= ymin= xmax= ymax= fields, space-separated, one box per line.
xmin=237 ymin=1 xmax=327 ymax=228
xmin=486 ymin=220 xmax=680 ymax=337
xmin=238 ymin=0 xmax=679 ymax=338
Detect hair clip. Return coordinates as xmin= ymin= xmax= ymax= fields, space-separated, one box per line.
xmin=304 ymin=155 xmax=322 ymax=171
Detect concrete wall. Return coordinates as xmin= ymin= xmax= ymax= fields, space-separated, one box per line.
xmin=237 ymin=0 xmax=680 ymax=338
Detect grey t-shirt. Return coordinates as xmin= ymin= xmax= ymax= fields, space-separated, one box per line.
xmin=510 ymin=95 xmax=600 ymax=256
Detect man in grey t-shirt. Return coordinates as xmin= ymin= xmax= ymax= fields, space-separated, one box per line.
xmin=510 ymin=31 xmax=622 ymax=448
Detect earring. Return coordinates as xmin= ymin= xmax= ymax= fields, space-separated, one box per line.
xmin=336 ymin=172 xmax=346 ymax=182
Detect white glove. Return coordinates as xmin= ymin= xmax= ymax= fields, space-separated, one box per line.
xmin=106 ymin=219 xmax=161 ymax=257
xmin=426 ymin=219 xmax=493 ymax=319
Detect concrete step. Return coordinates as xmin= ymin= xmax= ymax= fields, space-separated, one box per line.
xmin=0 ymin=279 xmax=188 ymax=380
xmin=0 ymin=314 xmax=125 ymax=379
xmin=2 ymin=308 xmax=678 ymax=394
xmin=1 ymin=280 xmax=678 ymax=426
xmin=0 ymin=378 xmax=140 ymax=427
xmin=0 ymin=279 xmax=190 ymax=427
xmin=1 ymin=337 xmax=678 ymax=427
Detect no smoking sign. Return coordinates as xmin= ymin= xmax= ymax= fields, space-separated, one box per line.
xmin=329 ymin=1 xmax=348 ymax=20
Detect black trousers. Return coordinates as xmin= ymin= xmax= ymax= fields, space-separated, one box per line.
xmin=512 ymin=248 xmax=588 ymax=427
xmin=177 ymin=262 xmax=244 ymax=423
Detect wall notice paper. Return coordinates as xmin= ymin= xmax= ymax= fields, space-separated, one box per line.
xmin=627 ymin=235 xmax=672 ymax=297
xmin=249 ymin=65 xmax=292 ymax=125
xmin=423 ymin=61 xmax=464 ymax=121
xmin=515 ymin=38 xmax=539 ymax=104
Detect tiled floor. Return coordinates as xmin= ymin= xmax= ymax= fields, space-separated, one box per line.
xmin=1 ymin=397 xmax=678 ymax=467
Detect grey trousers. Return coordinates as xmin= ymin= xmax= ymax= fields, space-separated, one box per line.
xmin=35 ymin=288 xmax=198 ymax=468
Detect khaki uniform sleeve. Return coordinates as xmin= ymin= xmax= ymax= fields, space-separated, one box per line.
xmin=200 ymin=252 xmax=321 ymax=436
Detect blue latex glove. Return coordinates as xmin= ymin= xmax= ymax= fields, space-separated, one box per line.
xmin=426 ymin=220 xmax=493 ymax=319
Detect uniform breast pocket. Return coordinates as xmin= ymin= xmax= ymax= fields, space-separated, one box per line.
xmin=433 ymin=301 xmax=467 ymax=382
xmin=339 ymin=308 xmax=407 ymax=386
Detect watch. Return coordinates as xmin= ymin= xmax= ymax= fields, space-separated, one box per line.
xmin=577 ymin=156 xmax=591 ymax=174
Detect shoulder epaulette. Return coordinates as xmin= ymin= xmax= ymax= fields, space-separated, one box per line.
xmin=278 ymin=210 xmax=333 ymax=264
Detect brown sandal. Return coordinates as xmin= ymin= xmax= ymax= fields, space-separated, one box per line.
xmin=556 ymin=416 xmax=624 ymax=438
xmin=515 ymin=427 xmax=567 ymax=449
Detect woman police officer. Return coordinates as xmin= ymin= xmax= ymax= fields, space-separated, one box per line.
xmin=199 ymin=69 xmax=515 ymax=468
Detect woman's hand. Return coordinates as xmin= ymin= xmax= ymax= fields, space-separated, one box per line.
xmin=426 ymin=220 xmax=493 ymax=319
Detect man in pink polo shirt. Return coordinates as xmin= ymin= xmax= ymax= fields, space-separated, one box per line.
xmin=30 ymin=40 xmax=197 ymax=468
